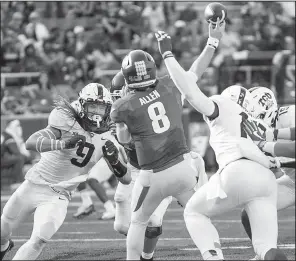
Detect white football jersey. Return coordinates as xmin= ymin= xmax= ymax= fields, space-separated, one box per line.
xmin=276 ymin=105 xmax=295 ymax=129
xmin=203 ymin=95 xmax=254 ymax=168
xmin=25 ymin=108 xmax=97 ymax=189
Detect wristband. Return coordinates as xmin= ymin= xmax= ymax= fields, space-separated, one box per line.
xmin=162 ymin=51 xmax=174 ymax=60
xmin=207 ymin=37 xmax=219 ymax=49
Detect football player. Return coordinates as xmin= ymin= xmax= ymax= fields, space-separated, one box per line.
xmin=111 ymin=20 xmax=225 ymax=260
xmin=110 ymin=71 xmax=208 ymax=260
xmin=240 ymin=87 xmax=295 ymax=260
xmin=155 ymin=29 xmax=287 ymax=260
xmin=0 ymin=83 xmax=129 ymax=260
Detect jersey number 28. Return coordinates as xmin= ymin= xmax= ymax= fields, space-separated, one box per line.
xmin=148 ymin=102 xmax=171 ymax=134
xmin=71 ymin=142 xmax=95 ymax=168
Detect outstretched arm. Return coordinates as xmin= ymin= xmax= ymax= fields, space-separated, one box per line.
xmin=190 ymin=18 xmax=225 ymax=79
xmin=155 ymin=31 xmax=218 ymax=117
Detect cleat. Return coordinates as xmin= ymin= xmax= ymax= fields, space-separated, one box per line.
xmin=249 ymin=256 xmax=260 ymax=260
xmin=98 ymin=210 xmax=115 ymax=220
xmin=1 ymin=239 xmax=14 ymax=260
xmin=73 ymin=204 xmax=95 ymax=219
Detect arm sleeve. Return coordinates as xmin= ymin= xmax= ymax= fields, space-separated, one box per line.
xmin=274 ymin=141 xmax=295 ymax=158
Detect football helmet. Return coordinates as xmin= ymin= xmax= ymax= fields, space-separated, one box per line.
xmin=110 ymin=71 xmax=126 ymax=101
xmin=249 ymin=87 xmax=278 ymax=128
xmin=76 ymin=83 xmax=113 ymax=130
xmin=221 ymin=85 xmax=258 ymax=117
xmin=121 ymin=49 xmax=157 ymax=89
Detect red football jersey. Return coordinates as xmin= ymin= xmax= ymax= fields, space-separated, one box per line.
xmin=111 ymin=76 xmax=189 ymax=171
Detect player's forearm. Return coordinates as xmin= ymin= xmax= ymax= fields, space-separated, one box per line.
xmin=164 ymin=56 xmax=215 ymax=116
xmin=189 ymin=45 xmax=216 ymax=79
xmin=25 ymin=130 xmax=65 ymax=153
xmin=260 ymin=141 xmax=295 ymax=158
xmin=238 ymin=138 xmax=271 ymax=168
xmin=116 ymin=123 xmax=132 ymax=144
xmin=276 ymin=127 xmax=295 ymax=141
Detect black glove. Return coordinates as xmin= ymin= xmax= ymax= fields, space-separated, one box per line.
xmin=102 ymin=140 xmax=119 ymax=165
xmin=155 ymin=31 xmax=173 ymax=58
xmin=63 ymin=134 xmax=86 ymax=149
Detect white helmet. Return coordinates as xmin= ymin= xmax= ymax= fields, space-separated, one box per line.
xmin=249 ymin=87 xmax=278 ymax=128
xmin=77 ymin=83 xmax=113 ymax=129
xmin=221 ymin=85 xmax=258 ymax=117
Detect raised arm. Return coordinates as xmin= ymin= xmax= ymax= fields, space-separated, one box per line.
xmin=189 ymin=18 xmax=225 ymax=79
xmin=155 ymin=31 xmax=218 ymax=117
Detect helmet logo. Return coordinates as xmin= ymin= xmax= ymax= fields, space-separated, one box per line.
xmin=135 ymin=61 xmax=147 ymax=76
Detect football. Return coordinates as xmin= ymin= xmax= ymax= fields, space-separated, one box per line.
xmin=204 ymin=2 xmax=227 ymax=24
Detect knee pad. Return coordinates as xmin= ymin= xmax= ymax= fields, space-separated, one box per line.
xmin=29 ymin=236 xmax=48 ymax=250
xmin=33 ymin=221 xmax=58 ymax=242
xmin=264 ymin=248 xmax=287 ymax=260
xmin=145 ymin=226 xmax=162 ymax=239
xmin=114 ymin=222 xmax=129 ymax=236
xmin=148 ymin=214 xmax=162 ymax=227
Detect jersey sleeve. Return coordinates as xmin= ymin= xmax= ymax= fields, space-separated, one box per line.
xmin=48 ymin=108 xmax=75 ymax=132
xmin=110 ymin=98 xmax=129 ymax=123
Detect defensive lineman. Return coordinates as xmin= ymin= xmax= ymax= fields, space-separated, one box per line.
xmin=155 ymin=29 xmax=287 ymax=260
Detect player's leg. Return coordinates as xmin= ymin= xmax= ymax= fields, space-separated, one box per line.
xmin=141 ymin=196 xmax=173 ymax=260
xmin=1 ymin=180 xmax=35 ymax=259
xmin=114 ymin=163 xmax=138 ymax=235
xmin=73 ymin=181 xmax=94 ymax=218
xmin=88 ymin=158 xmax=115 ymax=220
xmin=127 ymin=170 xmax=165 ymax=260
xmin=13 ymin=192 xmax=69 ymax=260
xmin=241 ymin=174 xmax=294 ymax=260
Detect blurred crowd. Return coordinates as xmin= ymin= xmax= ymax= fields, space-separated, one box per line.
xmin=0 ymin=1 xmax=295 ymax=115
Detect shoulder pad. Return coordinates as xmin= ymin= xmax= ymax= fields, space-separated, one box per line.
xmin=48 ymin=108 xmax=76 ymax=131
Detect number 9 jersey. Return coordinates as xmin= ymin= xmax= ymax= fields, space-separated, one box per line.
xmin=25 ymin=108 xmax=96 ymax=188
xmin=110 ymin=75 xmax=189 ymax=171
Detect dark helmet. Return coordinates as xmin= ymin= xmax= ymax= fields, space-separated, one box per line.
xmin=110 ymin=71 xmax=126 ymax=100
xmin=121 ymin=49 xmax=157 ymax=89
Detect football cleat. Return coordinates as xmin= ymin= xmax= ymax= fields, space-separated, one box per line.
xmin=73 ymin=204 xmax=95 ymax=219
xmin=98 ymin=210 xmax=116 ymax=220
xmin=249 ymin=255 xmax=260 ymax=260
xmin=1 ymin=239 xmax=14 ymax=260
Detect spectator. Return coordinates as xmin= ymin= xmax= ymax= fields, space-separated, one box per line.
xmin=25 ymin=11 xmax=50 ymax=44
xmin=1 ymin=120 xmax=26 ymax=188
xmin=63 ymin=29 xmax=76 ymax=57
xmin=7 ymin=12 xmax=25 ymax=35
xmin=73 ymin=25 xmax=89 ymax=59
xmin=142 ymin=2 xmax=166 ymax=32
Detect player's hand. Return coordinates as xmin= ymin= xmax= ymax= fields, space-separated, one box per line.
xmin=155 ymin=31 xmax=172 ymax=56
xmin=268 ymin=156 xmax=281 ymax=169
xmin=242 ymin=119 xmax=265 ymax=141
xmin=63 ymin=134 xmax=86 ymax=149
xmin=209 ymin=17 xmax=226 ymax=41
xmin=102 ymin=140 xmax=119 ymax=165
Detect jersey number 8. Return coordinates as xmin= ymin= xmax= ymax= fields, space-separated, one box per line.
xmin=148 ymin=102 xmax=171 ymax=134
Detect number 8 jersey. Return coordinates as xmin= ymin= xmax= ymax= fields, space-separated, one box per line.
xmin=25 ymin=108 xmax=96 ymax=187
xmin=111 ymin=75 xmax=189 ymax=171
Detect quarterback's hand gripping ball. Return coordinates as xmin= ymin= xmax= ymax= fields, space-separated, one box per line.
xmin=63 ymin=134 xmax=86 ymax=149
xmin=102 ymin=140 xmax=119 ymax=165
xmin=155 ymin=31 xmax=173 ymax=57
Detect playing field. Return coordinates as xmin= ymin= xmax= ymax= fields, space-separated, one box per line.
xmin=1 ymin=190 xmax=295 ymax=260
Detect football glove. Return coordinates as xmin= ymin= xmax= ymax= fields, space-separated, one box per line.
xmin=102 ymin=140 xmax=119 ymax=165
xmin=63 ymin=134 xmax=86 ymax=149
xmin=155 ymin=31 xmax=173 ymax=58
xmin=268 ymin=156 xmax=281 ymax=169
xmin=242 ymin=119 xmax=265 ymax=141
